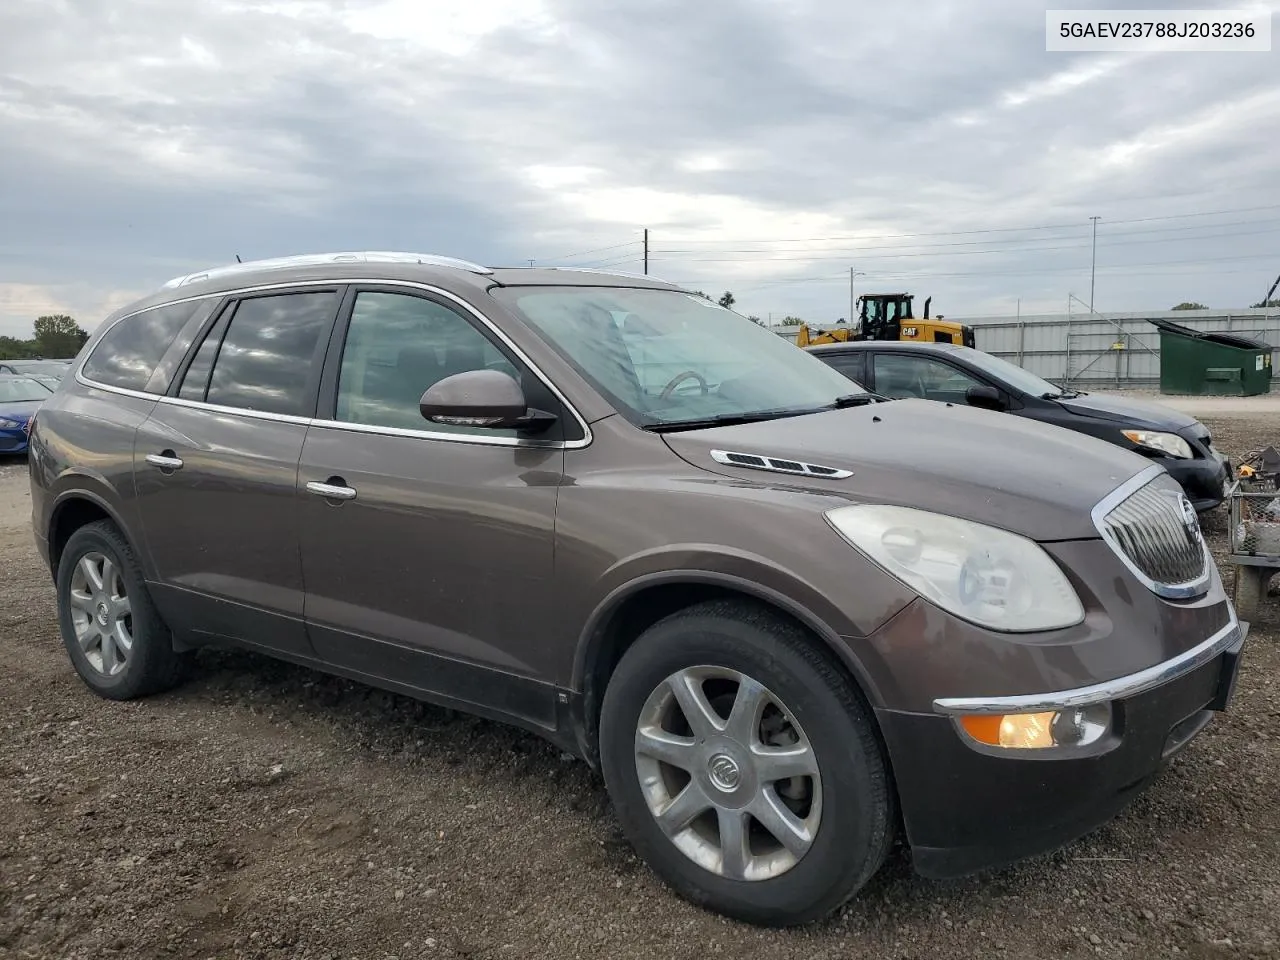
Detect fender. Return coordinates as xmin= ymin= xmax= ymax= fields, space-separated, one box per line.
xmin=46 ymin=475 xmax=152 ymax=579
xmin=571 ymin=543 xmax=909 ymax=709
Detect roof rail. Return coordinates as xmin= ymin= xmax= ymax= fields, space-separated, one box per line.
xmin=547 ymin=266 xmax=678 ymax=284
xmin=162 ymin=251 xmax=494 ymax=288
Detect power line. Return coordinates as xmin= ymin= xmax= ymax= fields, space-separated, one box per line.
xmin=570 ymin=252 xmax=649 ymax=269
xmin=743 ymin=253 xmax=1278 ymax=282
xmin=671 ymin=256 xmax=1278 ymax=291
xmin=534 ymin=239 xmax=641 ymax=262
xmin=650 ymin=217 xmax=1280 ymax=257
xmin=644 ymin=234 xmax=1280 ymax=264
xmin=651 ymin=202 xmax=1280 ymax=245
xmin=531 ymin=204 xmax=1280 ymax=272
xmin=529 ymin=203 xmax=1280 ymax=295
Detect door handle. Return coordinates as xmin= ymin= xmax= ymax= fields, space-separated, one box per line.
xmin=145 ymin=452 xmax=184 ymax=471
xmin=306 ymin=480 xmax=357 ymax=501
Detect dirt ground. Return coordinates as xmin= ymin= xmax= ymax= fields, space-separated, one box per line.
xmin=2 ymin=415 xmax=1279 ymax=960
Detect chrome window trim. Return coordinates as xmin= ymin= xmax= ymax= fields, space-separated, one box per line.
xmin=75 ymin=278 xmax=593 ymax=450
xmin=933 ymin=606 xmax=1244 ymax=715
xmin=1089 ymin=464 xmax=1211 ymax=599
xmin=306 ymin=417 xmax=566 ymax=449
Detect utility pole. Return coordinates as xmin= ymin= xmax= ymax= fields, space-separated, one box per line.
xmin=643 ymin=228 xmax=649 ymax=275
xmin=847 ymin=269 xmax=865 ymax=323
xmin=1089 ymin=216 xmax=1100 ymax=312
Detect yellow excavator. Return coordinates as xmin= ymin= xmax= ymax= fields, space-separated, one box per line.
xmin=794 ymin=293 xmax=976 ymax=349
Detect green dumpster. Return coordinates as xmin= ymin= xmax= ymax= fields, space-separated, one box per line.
xmin=1149 ymin=319 xmax=1273 ymax=396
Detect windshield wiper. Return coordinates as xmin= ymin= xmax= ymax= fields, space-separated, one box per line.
xmin=645 ymin=395 xmax=886 ymax=433
xmin=643 ymin=406 xmax=824 ymax=433
xmin=831 ymin=393 xmax=881 ymax=407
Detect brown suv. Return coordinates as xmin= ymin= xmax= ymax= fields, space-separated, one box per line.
xmin=29 ymin=253 xmax=1247 ymax=926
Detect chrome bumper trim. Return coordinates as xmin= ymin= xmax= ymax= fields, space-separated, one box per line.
xmin=933 ymin=606 xmax=1244 ymax=716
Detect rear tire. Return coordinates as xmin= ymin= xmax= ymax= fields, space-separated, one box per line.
xmin=56 ymin=520 xmax=188 ymax=700
xmin=598 ymin=599 xmax=895 ymax=926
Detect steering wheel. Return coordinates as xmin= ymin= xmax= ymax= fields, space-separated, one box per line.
xmin=659 ymin=370 xmax=710 ymax=401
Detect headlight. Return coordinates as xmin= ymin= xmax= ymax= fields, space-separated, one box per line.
xmin=1122 ymin=429 xmax=1192 ymax=459
xmin=0 ymin=418 xmax=21 ymax=430
xmin=825 ymin=504 xmax=1085 ymax=632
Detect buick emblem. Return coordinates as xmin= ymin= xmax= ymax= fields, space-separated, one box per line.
xmin=707 ymin=754 xmax=742 ymax=792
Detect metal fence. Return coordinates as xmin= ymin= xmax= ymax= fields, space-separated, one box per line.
xmin=772 ymin=309 xmax=1280 ymax=388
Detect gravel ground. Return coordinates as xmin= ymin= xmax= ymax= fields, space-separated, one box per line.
xmin=2 ymin=416 xmax=1279 ymax=960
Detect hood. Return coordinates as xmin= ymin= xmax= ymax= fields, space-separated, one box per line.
xmin=1053 ymin=391 xmax=1198 ymax=430
xmin=662 ymin=399 xmax=1154 ymax=541
xmin=0 ymin=400 xmax=41 ymax=424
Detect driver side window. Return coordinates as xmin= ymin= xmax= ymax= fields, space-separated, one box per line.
xmin=873 ymin=354 xmax=983 ymax=401
xmin=336 ymin=291 xmax=523 ymax=436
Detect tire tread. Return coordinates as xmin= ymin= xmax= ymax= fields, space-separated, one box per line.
xmin=599 ymin=596 xmax=898 ymax=926
xmin=57 ymin=519 xmax=188 ymax=700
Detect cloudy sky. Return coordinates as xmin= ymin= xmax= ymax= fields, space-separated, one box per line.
xmin=2 ymin=0 xmax=1278 ymax=339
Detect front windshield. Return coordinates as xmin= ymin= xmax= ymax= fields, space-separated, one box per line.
xmin=0 ymin=377 xmax=52 ymax=403
xmin=956 ymin=347 xmax=1066 ymax=397
xmin=8 ymin=361 xmax=67 ymax=377
xmin=490 ymin=286 xmax=867 ymax=427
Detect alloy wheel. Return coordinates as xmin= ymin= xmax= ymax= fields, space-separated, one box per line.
xmin=67 ymin=552 xmax=133 ymax=677
xmin=633 ymin=665 xmax=822 ymax=882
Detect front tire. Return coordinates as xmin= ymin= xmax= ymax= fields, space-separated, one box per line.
xmin=56 ymin=520 xmax=187 ymax=700
xmin=598 ymin=600 xmax=895 ymax=926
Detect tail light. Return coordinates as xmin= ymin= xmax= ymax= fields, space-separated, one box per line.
xmin=23 ymin=413 xmax=35 ymax=437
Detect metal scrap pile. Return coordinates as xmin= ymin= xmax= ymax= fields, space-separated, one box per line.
xmin=1233 ymin=447 xmax=1280 ymax=558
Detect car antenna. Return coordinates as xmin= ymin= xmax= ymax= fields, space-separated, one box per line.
xmin=235 ymin=254 xmax=242 ymax=263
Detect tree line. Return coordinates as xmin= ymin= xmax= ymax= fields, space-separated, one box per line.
xmin=691 ymin=289 xmax=779 ymax=326
xmin=1173 ymin=299 xmax=1280 ymax=310
xmin=0 ymin=315 xmax=91 ymax=361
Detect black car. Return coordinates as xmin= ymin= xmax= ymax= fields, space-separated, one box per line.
xmin=807 ymin=341 xmax=1231 ymax=511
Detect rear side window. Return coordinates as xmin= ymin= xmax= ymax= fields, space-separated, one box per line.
xmin=200 ymin=292 xmax=337 ymax=417
xmin=81 ymin=301 xmax=200 ymax=392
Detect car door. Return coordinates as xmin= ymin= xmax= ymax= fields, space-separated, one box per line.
xmin=870 ymin=352 xmax=998 ymax=406
xmin=297 ymin=285 xmax=574 ymax=728
xmin=132 ymin=286 xmax=343 ymax=657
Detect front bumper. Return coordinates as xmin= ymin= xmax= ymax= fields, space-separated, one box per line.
xmin=0 ymin=429 xmax=28 ymax=455
xmin=877 ymin=613 xmax=1247 ymax=879
xmin=1165 ymin=452 xmax=1230 ymax=511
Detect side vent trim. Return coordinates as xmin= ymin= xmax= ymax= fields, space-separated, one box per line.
xmin=709 ymin=449 xmax=853 ymax=479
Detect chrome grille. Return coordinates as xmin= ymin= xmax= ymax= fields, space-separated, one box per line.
xmin=1095 ymin=471 xmax=1208 ymax=595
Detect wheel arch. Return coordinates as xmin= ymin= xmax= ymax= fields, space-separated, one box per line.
xmin=572 ymin=569 xmax=888 ymax=767
xmin=47 ymin=487 xmax=133 ymax=579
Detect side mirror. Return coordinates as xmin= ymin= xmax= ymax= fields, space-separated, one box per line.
xmin=965 ymin=384 xmax=1005 ymax=411
xmin=420 ymin=369 xmax=556 ymax=432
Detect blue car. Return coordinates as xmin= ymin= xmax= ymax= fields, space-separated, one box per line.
xmin=0 ymin=374 xmax=53 ymax=456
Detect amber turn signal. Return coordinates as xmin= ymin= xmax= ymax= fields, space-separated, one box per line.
xmin=959 ymin=705 xmax=1111 ymax=750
